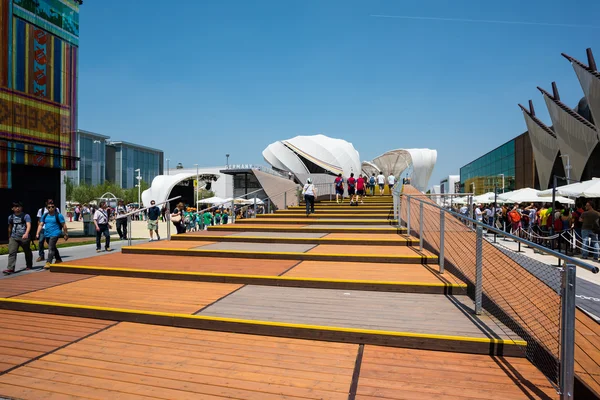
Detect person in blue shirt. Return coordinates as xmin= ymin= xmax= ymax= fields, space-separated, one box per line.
xmin=36 ymin=204 xmax=68 ymax=269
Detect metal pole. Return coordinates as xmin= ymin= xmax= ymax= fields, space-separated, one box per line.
xmin=551 ymin=175 xmax=557 ymax=236
xmin=166 ymin=203 xmax=171 ymax=240
xmin=195 ymin=164 xmax=199 ymax=209
xmin=253 ymin=194 xmax=257 ymax=218
xmin=397 ymin=194 xmax=401 ymax=228
xmin=284 ymin=192 xmax=287 ymax=209
xmin=406 ymin=196 xmax=411 ymax=235
xmin=419 ymin=202 xmax=424 ymax=251
xmin=329 ymin=183 xmax=332 ymax=201
xmin=127 ymin=215 xmax=132 ymax=246
xmin=439 ymin=212 xmax=445 ymax=274
xmin=231 ymin=199 xmax=235 ymax=224
xmin=559 ymin=264 xmax=576 ymax=400
xmin=475 ymin=225 xmax=483 ymax=315
xmin=494 ymin=187 xmax=497 ymax=243
xmin=267 ymin=198 xmax=271 ymax=214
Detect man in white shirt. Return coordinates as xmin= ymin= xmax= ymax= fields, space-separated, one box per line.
xmin=377 ymin=173 xmax=386 ymax=196
xmin=387 ymin=174 xmax=395 ymax=193
xmin=475 ymin=204 xmax=483 ymax=223
xmin=93 ymin=201 xmax=112 ymax=253
xmin=36 ymin=199 xmax=60 ymax=262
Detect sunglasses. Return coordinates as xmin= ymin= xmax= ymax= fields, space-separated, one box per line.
xmin=47 ymin=206 xmax=55 ymax=209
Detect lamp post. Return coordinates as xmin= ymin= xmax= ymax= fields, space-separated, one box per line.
xmin=194 ymin=163 xmax=199 ymax=208
xmin=166 ymin=159 xmax=170 ymax=175
xmin=560 ymin=155 xmax=571 ymax=182
xmin=498 ymin=174 xmax=505 ymax=193
xmin=135 ymin=168 xmax=142 ymax=207
xmin=226 ymin=154 xmax=230 ymax=168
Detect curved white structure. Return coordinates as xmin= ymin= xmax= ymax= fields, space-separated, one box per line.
xmin=141 ymin=172 xmax=219 ymax=208
xmin=370 ymin=149 xmax=437 ymax=192
xmin=263 ymin=134 xmax=361 ymax=178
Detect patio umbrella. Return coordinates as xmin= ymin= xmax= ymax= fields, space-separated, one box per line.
xmin=499 ymin=188 xmax=574 ymax=204
xmin=538 ymin=178 xmax=600 ymax=198
xmin=198 ymin=196 xmax=226 ymax=204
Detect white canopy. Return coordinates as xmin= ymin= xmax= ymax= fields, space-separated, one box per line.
xmin=539 ymin=178 xmax=600 ymax=198
xmin=499 ymin=188 xmax=574 ymax=205
xmin=474 ymin=192 xmax=496 ymax=204
xmin=198 ymin=196 xmax=227 ymax=204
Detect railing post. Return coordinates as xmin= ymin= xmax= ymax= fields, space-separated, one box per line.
xmin=267 ymin=198 xmax=271 ymax=214
xmin=560 ymin=264 xmax=576 ymax=400
xmin=253 ymin=194 xmax=257 ymax=218
xmin=330 ymin=183 xmax=332 ymax=201
xmin=166 ymin=203 xmax=171 ymax=240
xmin=439 ymin=211 xmax=445 ymax=274
xmin=284 ymin=192 xmax=287 ymax=209
xmin=475 ymin=225 xmax=483 ymax=315
xmin=231 ymin=199 xmax=236 ymax=224
xmin=127 ymin=215 xmax=132 ymax=246
xmin=406 ymin=196 xmax=411 ymax=235
xmin=419 ymin=202 xmax=424 ymax=251
xmin=397 ymin=195 xmax=401 ymax=228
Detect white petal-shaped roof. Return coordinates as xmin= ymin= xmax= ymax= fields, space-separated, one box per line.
xmin=141 ymin=172 xmax=219 ymax=208
xmin=371 ymin=148 xmax=437 ymax=192
xmin=262 ymin=134 xmax=361 ymax=178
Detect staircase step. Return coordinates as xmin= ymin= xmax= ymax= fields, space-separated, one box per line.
xmin=49 ymin=264 xmax=465 ymax=294
xmin=208 ymin=225 xmax=406 ymax=234
xmin=122 ymin=246 xmax=437 ymax=264
xmin=172 ymin=234 xmax=417 ymax=246
xmin=235 ymin=218 xmax=398 ymax=225
xmin=257 ymin=213 xmax=391 ymax=219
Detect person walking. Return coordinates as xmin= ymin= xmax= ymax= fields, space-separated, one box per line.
xmin=147 ymin=200 xmax=161 ymax=241
xmin=347 ymin=173 xmax=356 ymax=205
xmin=171 ymin=202 xmax=187 ymax=234
xmin=93 ymin=201 xmax=112 ymax=253
xmin=202 ymin=210 xmax=213 ymax=230
xmin=74 ymin=204 xmax=80 ymax=222
xmin=334 ymin=173 xmax=344 ymax=204
xmin=387 ymin=173 xmax=395 ymax=194
xmin=369 ymin=174 xmax=376 ymax=196
xmin=580 ymin=201 xmax=600 ymax=261
xmin=356 ymin=174 xmax=365 ymax=204
xmin=377 ymin=172 xmax=386 ymax=196
xmin=115 ymin=200 xmax=128 ymax=240
xmin=302 ymin=178 xmax=317 ymax=216
xmin=4 ymin=201 xmax=33 ymax=275
xmin=35 ymin=203 xmax=68 ymax=269
xmin=35 ymin=199 xmax=60 ymax=262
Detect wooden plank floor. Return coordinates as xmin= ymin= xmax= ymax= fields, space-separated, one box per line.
xmin=0 ymin=310 xmax=113 ymax=374
xmin=198 ymin=286 xmax=518 ymax=340
xmin=14 ymin=276 xmax=241 ymax=314
xmin=0 ymin=322 xmax=358 ymax=400
xmin=356 ymin=345 xmax=557 ymax=400
xmin=62 ymin=253 xmax=298 ymax=276
xmin=283 ymin=261 xmax=463 ymax=285
xmin=0 ymin=272 xmax=94 ymax=298
xmin=307 ymin=244 xmax=435 ymax=257
xmin=130 ymin=240 xmax=216 ymax=249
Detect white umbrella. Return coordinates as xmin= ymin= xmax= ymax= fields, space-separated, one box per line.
xmin=236 ymin=198 xmax=264 ymax=205
xmin=539 ymin=178 xmax=600 ymax=198
xmin=499 ymin=188 xmax=574 ymax=204
xmin=198 ymin=196 xmax=226 ymax=204
xmin=474 ymin=192 xmax=496 ymax=204
xmin=451 ymin=196 xmax=470 ymax=205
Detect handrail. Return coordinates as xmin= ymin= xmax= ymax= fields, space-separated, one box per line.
xmin=402 ymin=193 xmax=599 ymax=274
xmin=115 ymin=196 xmax=181 ymax=220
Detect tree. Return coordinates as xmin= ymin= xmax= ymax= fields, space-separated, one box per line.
xmin=64 ymin=175 xmax=74 ymax=201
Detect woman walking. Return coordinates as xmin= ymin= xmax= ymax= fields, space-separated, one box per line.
xmin=171 ymin=202 xmax=187 ymax=234
xmin=303 ymin=178 xmax=317 ymax=216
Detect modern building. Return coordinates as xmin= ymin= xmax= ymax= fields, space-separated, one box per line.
xmin=0 ymin=0 xmax=82 ymax=242
xmin=460 ymin=132 xmax=535 ymax=195
xmin=65 ymin=130 xmax=109 ymax=186
xmin=440 ymin=175 xmax=460 ymax=194
xmin=106 ymin=141 xmax=163 ymax=189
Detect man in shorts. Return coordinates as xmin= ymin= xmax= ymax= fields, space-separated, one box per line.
xmin=347 ymin=173 xmax=356 ymax=205
xmin=334 ymin=173 xmax=344 ymax=204
xmin=356 ymin=174 xmax=365 ymax=204
xmin=147 ymin=200 xmax=161 ymax=241
xmin=377 ymin=172 xmax=386 ymax=196
xmin=369 ymin=174 xmax=376 ymax=196
xmin=387 ymin=173 xmax=395 ymax=193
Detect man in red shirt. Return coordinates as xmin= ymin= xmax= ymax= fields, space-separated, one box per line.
xmin=334 ymin=173 xmax=344 ymax=204
xmin=347 ymin=173 xmax=357 ymax=205
xmin=356 ymin=174 xmax=365 ymax=204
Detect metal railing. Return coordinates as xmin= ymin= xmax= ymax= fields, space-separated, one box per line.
xmin=396 ymin=191 xmax=598 ymax=399
xmin=115 ymin=196 xmax=181 ymax=243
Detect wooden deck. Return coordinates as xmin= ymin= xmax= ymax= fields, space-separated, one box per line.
xmin=0 ymin=271 xmax=94 ymax=298
xmin=0 ymin=322 xmax=556 ymax=399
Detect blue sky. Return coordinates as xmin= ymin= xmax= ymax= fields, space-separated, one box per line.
xmin=77 ymin=0 xmax=600 ymax=188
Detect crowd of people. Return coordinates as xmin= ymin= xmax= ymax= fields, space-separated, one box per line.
xmin=332 ymin=172 xmax=396 ymax=205
xmin=455 ymin=199 xmax=600 ymax=261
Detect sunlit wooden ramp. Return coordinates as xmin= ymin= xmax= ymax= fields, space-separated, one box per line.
xmin=0 ymin=275 xmax=524 ymax=356
xmin=0 ymin=321 xmax=556 ymax=400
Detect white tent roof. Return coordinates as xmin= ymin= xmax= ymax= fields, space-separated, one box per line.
xmin=539 ymin=178 xmax=600 ymax=198
xmin=499 ymin=188 xmax=574 ymax=204
xmin=141 ymin=172 xmax=220 ymax=207
xmin=370 ymin=148 xmax=437 ymax=192
xmin=198 ymin=196 xmax=227 ymax=204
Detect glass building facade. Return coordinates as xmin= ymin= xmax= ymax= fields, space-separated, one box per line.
xmin=108 ymin=142 xmax=163 ymax=189
xmin=66 ymin=130 xmax=108 ymax=186
xmin=460 ymin=132 xmax=535 ymax=195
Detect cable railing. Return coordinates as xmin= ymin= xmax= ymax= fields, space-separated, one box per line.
xmin=395 ymin=190 xmax=598 ymax=399
xmin=115 ymin=196 xmax=181 ymax=243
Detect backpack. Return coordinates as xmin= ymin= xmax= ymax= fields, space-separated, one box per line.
xmin=348 ymin=179 xmax=355 ymax=188
xmin=335 ymin=178 xmax=343 ymax=188
xmin=8 ymin=214 xmax=29 ymax=236
xmin=42 ymin=213 xmax=63 ymax=229
xmin=508 ymin=210 xmax=521 ymax=223
xmin=369 ymin=176 xmax=375 ymax=185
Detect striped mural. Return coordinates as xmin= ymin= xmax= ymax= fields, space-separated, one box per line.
xmin=0 ymin=1 xmax=79 ymax=189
